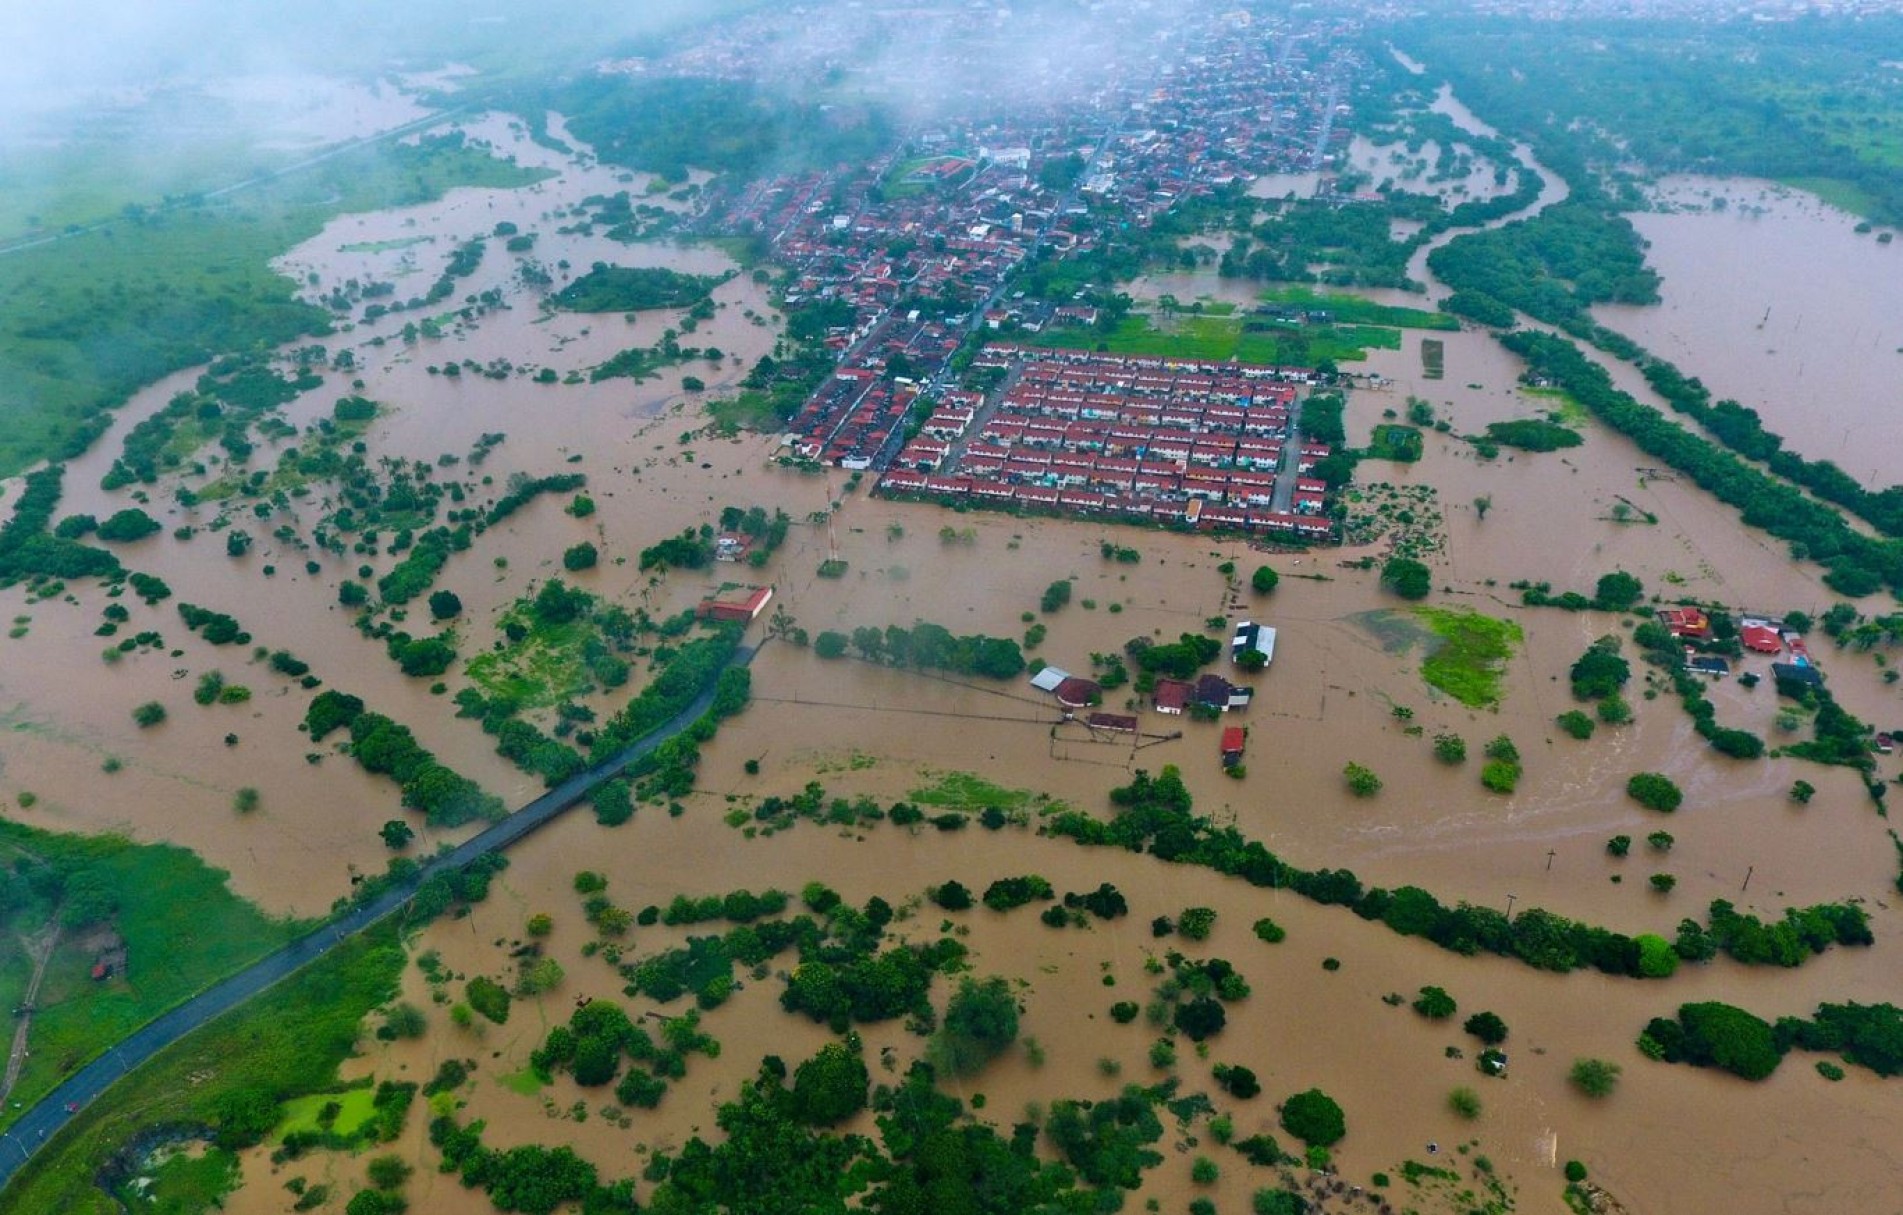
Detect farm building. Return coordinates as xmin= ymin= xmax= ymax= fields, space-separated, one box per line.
xmin=1153 ymin=678 xmax=1193 ymax=715
xmin=697 ymin=586 xmax=774 ymax=623
xmin=1231 ymin=620 xmax=1276 ymax=666
xmin=1220 ymin=726 xmax=1246 ymax=768
xmin=1194 ymin=674 xmax=1253 ymax=712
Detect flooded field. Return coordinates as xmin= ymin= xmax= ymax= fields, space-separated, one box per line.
xmin=1594 ymin=176 xmax=1903 ymax=485
xmin=0 ymin=110 xmax=780 ymax=911
xmin=5 ymin=74 xmax=1903 ymax=1215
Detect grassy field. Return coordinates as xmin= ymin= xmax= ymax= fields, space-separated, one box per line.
xmin=1034 ymin=312 xmax=1402 ymax=367
xmin=1776 ymin=177 xmax=1889 ymax=222
xmin=1257 ymin=286 xmax=1459 ymax=331
xmin=463 ymin=585 xmax=632 ymax=711
xmin=274 ymin=1086 xmax=379 ymax=1140
xmin=1416 ymin=607 xmax=1523 ymax=710
xmin=116 ymin=1145 xmax=238 ymax=1214
xmin=0 ymin=925 xmax=404 ymax=1215
xmin=909 ymin=771 xmax=1060 ymax=816
xmin=0 ymin=824 xmax=309 ymax=1133
xmin=0 ymin=133 xmax=549 ymax=481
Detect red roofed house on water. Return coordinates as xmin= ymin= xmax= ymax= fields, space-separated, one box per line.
xmin=1153 ymin=677 xmax=1193 ymax=715
xmin=1053 ymin=677 xmax=1102 ymax=709
xmin=1741 ymin=624 xmax=1783 ymax=655
xmin=698 ymin=585 xmax=775 ymax=623
xmin=1220 ymin=727 xmax=1246 ymax=768
xmin=1658 ymin=607 xmax=1712 ymax=641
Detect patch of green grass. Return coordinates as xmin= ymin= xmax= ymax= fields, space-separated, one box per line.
xmin=1257 ymin=286 xmax=1460 ymax=330
xmin=909 ymin=771 xmax=1058 ymax=815
xmin=1776 ymin=176 xmax=1885 ymax=221
xmin=463 ymin=585 xmax=632 ymax=711
xmin=498 ymin=1067 xmax=549 ymax=1096
xmin=704 ymin=390 xmax=783 ymax=433
xmin=0 ymin=924 xmax=403 ymax=1215
xmin=273 ymin=1087 xmax=379 ymax=1141
xmin=0 ymin=823 xmax=310 ymax=1132
xmin=1520 ymin=386 xmax=1589 ymax=426
xmin=1415 ymin=607 xmax=1523 ymax=709
xmin=1034 ymin=311 xmax=1400 ymax=369
xmin=117 ymin=1144 xmax=239 ymax=1214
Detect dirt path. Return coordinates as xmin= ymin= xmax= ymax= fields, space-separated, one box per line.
xmin=1 ymin=912 xmax=62 ymax=1106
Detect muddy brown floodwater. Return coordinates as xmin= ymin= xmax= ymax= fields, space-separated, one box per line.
xmin=1594 ymin=176 xmax=1903 ymax=486
xmin=7 ymin=79 xmax=1903 ymax=1215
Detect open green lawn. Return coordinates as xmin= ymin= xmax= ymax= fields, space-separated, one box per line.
xmin=1416 ymin=607 xmax=1523 ymax=710
xmin=0 ymin=823 xmax=310 ymax=1133
xmin=0 ymin=133 xmax=549 ymax=480
xmin=1034 ymin=312 xmax=1400 ymax=368
xmin=0 ymin=925 xmax=403 ymax=1215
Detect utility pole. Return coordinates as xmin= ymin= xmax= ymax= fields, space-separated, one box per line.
xmin=1505 ymin=894 xmax=1516 ymax=920
xmin=1741 ymin=865 xmax=1754 ymax=892
xmin=1545 ymin=849 xmax=1556 ymax=872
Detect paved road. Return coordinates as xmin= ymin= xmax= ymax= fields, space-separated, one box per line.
xmin=0 ymin=643 xmax=754 ymax=1191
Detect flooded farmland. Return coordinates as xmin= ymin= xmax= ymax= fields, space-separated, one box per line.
xmin=5 ymin=61 xmax=1903 ymax=1215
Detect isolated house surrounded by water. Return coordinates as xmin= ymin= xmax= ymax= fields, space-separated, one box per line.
xmin=1231 ymin=620 xmax=1276 ymax=666
xmin=1153 ymin=678 xmax=1193 ymax=715
xmin=698 ymin=586 xmax=774 ymax=623
xmin=1194 ymin=674 xmax=1252 ymax=712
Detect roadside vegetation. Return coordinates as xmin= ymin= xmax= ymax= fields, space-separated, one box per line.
xmin=0 ymin=823 xmax=306 ymax=1132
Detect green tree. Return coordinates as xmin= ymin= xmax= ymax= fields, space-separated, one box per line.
xmin=1555 ymin=709 xmax=1595 ymax=739
xmin=792 ymin=1042 xmax=870 ymax=1126
xmin=1463 ymin=1011 xmax=1508 ymax=1044
xmin=1344 ymin=762 xmax=1382 ymax=797
xmin=1594 ymin=570 xmax=1644 ymax=610
xmin=132 ymin=701 xmax=167 ymax=728
xmin=1278 ymin=1088 xmax=1346 ymax=1147
xmin=96 ymin=508 xmax=161 ymax=543
xmin=1448 ymin=1086 xmax=1481 ymax=1119
xmin=429 ymin=589 xmax=463 ymax=620
xmin=1381 ymin=557 xmax=1432 ymax=600
xmin=1626 ymin=772 xmax=1683 ymax=812
xmin=1251 ymin=565 xmax=1279 ymax=594
xmin=379 ymin=819 xmax=415 ymax=850
xmin=1569 ymin=1057 xmax=1621 ymax=1098
xmin=1412 ymin=986 xmax=1457 ymax=1019
xmin=563 ymin=542 xmax=599 ymax=572
xmin=1635 ymin=933 xmax=1678 ymax=978
xmin=366 ymin=1154 xmax=413 ymax=1190
xmin=814 ymin=631 xmax=848 ymax=659
xmin=1178 ymin=906 xmax=1217 ymax=941
xmin=1432 ymin=733 xmax=1466 ymax=763
xmin=931 ymin=976 xmax=1020 ymax=1075
xmin=382 ymin=1004 xmax=426 ymax=1040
